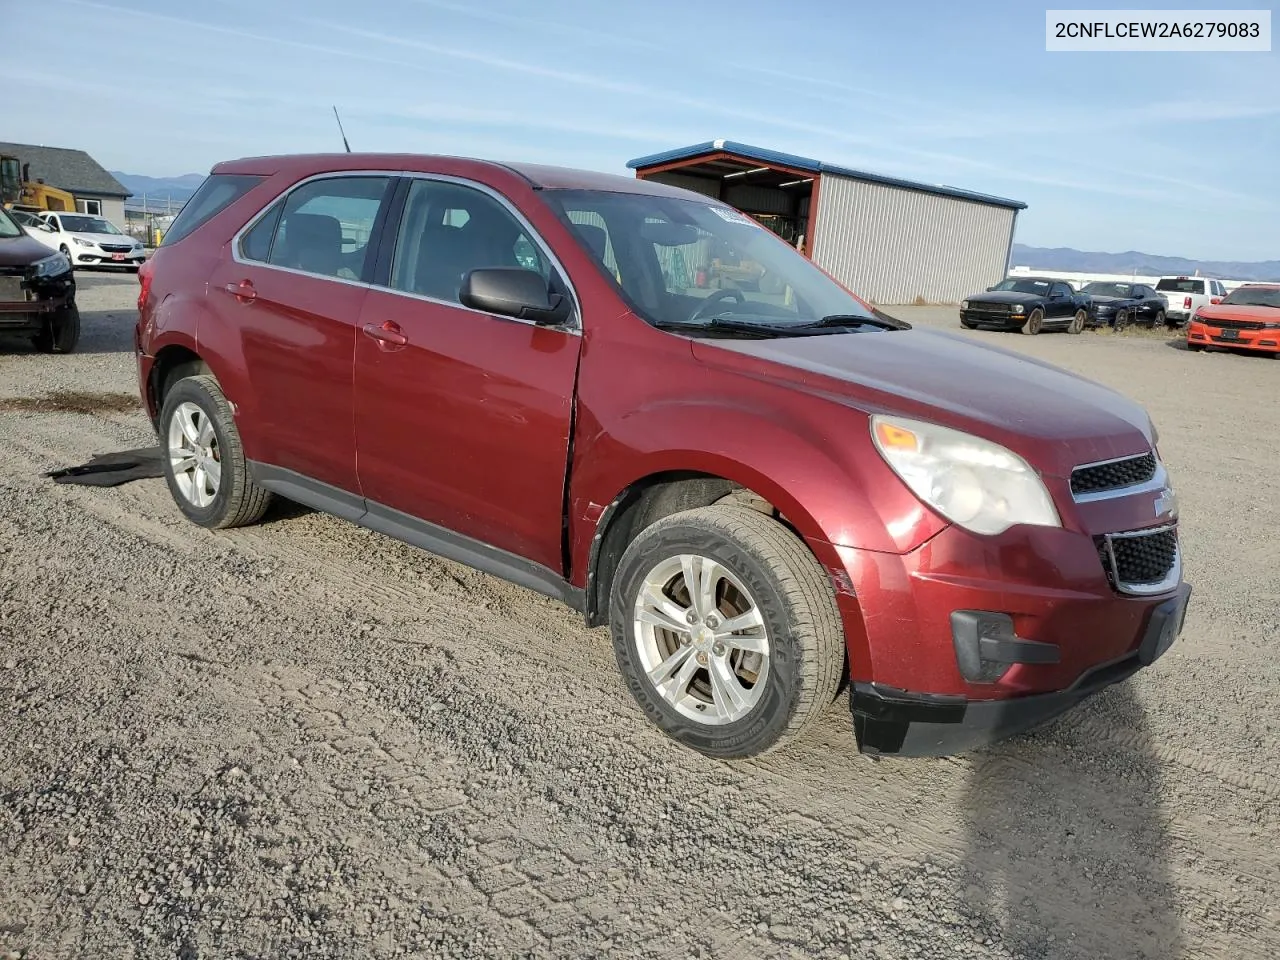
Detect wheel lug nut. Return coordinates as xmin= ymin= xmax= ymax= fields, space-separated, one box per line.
xmin=696 ymin=653 xmax=708 ymax=666
xmin=705 ymin=615 xmax=720 ymax=629
xmin=686 ymin=611 xmax=699 ymax=625
xmin=712 ymin=643 xmax=726 ymax=657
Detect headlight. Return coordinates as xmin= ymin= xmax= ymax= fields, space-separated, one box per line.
xmin=31 ymin=252 xmax=71 ymax=278
xmin=960 ymin=300 xmax=969 ymax=310
xmin=871 ymin=415 xmax=1061 ymax=536
xmin=1094 ymin=303 xmax=1114 ymax=312
xmin=1011 ymin=304 xmax=1024 ymax=313
xmin=72 ymin=237 xmax=95 ymax=247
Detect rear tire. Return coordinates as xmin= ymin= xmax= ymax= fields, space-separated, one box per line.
xmin=1021 ymin=309 xmax=1043 ymax=335
xmin=159 ymin=374 xmax=272 ymax=529
xmin=610 ymin=504 xmax=844 ymax=759
xmin=32 ymin=302 xmax=80 ymax=354
xmin=1067 ymin=309 xmax=1087 ymax=335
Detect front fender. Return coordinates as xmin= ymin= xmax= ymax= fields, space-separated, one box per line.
xmin=575 ymin=396 xmax=943 ymax=555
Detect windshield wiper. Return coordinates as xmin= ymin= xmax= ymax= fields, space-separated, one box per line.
xmin=796 ymin=311 xmax=911 ymax=331
xmin=650 ymin=316 xmax=819 ymax=338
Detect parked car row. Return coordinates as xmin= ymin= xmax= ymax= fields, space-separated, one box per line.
xmin=960 ymin=274 xmax=1233 ymax=336
xmin=10 ymin=208 xmax=146 ymax=271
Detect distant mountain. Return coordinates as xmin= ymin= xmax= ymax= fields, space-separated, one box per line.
xmin=111 ymin=172 xmax=205 ymax=208
xmin=1012 ymin=243 xmax=1280 ymax=282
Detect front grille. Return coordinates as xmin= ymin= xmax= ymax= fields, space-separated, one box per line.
xmin=1204 ymin=318 xmax=1265 ymax=331
xmin=968 ymin=303 xmax=1009 ymax=314
xmin=1096 ymin=527 xmax=1178 ymax=592
xmin=1213 ymin=334 xmax=1251 ymax=343
xmin=99 ymin=244 xmax=134 ymax=254
xmin=1070 ymin=452 xmax=1156 ymax=497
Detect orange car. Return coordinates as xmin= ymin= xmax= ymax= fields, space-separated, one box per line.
xmin=1187 ymin=283 xmax=1280 ymax=355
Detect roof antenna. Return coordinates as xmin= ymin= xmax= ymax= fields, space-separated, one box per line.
xmin=332 ymin=106 xmax=351 ymax=153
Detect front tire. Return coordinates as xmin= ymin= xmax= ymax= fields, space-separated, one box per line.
xmin=1021 ymin=309 xmax=1043 ymax=335
xmin=1114 ymin=309 xmax=1130 ymax=331
xmin=32 ymin=302 xmax=80 ymax=353
xmin=1067 ymin=309 xmax=1087 ymax=335
xmin=159 ymin=374 xmax=272 ymax=529
xmin=609 ymin=504 xmax=844 ymax=759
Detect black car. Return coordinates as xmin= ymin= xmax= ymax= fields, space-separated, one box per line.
xmin=0 ymin=205 xmax=79 ymax=352
xmin=959 ymin=276 xmax=1090 ymax=335
xmin=1078 ymin=281 xmax=1170 ymax=329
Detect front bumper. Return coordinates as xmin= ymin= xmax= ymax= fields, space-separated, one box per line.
xmin=0 ymin=272 xmax=76 ymax=332
xmin=850 ymin=583 xmax=1190 ymax=756
xmin=71 ymin=248 xmax=145 ymax=267
xmin=1188 ymin=320 xmax=1280 ymax=353
xmin=959 ymin=309 xmax=1021 ymax=329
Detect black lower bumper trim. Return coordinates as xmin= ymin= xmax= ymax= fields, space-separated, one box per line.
xmin=851 ymin=583 xmax=1191 ymax=757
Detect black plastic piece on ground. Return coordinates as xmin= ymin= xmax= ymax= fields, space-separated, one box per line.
xmin=45 ymin=446 xmax=164 ymax=487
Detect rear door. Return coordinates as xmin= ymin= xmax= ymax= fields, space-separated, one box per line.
xmin=353 ymin=175 xmax=582 ymax=572
xmin=205 ymin=173 xmax=396 ymax=498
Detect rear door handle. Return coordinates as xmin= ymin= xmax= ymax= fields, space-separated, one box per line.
xmin=362 ymin=321 xmax=407 ymax=347
xmin=223 ymin=279 xmax=257 ymax=302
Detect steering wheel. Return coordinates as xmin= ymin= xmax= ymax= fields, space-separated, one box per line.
xmin=690 ymin=288 xmax=745 ymax=321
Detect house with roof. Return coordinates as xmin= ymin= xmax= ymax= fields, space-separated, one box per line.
xmin=0 ymin=141 xmax=131 ymax=226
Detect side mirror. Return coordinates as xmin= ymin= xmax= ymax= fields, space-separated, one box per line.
xmin=460 ymin=267 xmax=570 ymax=325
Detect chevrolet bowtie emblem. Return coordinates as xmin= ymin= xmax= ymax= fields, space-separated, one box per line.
xmin=1154 ymin=487 xmax=1178 ymax=519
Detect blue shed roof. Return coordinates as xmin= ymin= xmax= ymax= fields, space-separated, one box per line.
xmin=626 ymin=140 xmax=1028 ymax=211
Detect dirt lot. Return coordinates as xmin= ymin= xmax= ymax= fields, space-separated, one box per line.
xmin=2 ymin=273 xmax=1277 ymax=960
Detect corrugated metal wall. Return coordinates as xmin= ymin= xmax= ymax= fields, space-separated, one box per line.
xmin=812 ymin=174 xmax=1016 ymax=304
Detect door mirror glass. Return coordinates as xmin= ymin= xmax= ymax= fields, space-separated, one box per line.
xmin=460 ymin=267 xmax=570 ymax=325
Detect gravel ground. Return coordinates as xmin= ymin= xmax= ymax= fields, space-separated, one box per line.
xmin=1 ymin=274 xmax=1277 ymax=960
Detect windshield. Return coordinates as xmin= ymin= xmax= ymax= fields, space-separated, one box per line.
xmin=0 ymin=206 xmax=21 ymax=239
xmin=1082 ymin=282 xmax=1133 ymax=298
xmin=1221 ymin=286 xmax=1280 ymax=308
xmin=1156 ymin=278 xmax=1204 ymax=294
xmin=59 ymin=215 xmax=122 ymax=234
xmin=990 ymin=278 xmax=1053 ymax=295
xmin=538 ymin=189 xmax=878 ymax=329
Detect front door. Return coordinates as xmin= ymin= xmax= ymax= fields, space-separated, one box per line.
xmin=1049 ymin=282 xmax=1076 ymax=321
xmin=354 ymin=176 xmax=581 ymax=572
xmin=205 ymin=173 xmax=395 ymax=495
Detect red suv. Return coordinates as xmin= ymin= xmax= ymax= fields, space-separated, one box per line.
xmin=134 ymin=154 xmax=1190 ymax=758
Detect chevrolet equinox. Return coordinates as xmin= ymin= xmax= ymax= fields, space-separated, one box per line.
xmin=134 ymin=154 xmax=1191 ymax=758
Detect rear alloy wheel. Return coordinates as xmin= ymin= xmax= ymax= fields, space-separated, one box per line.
xmin=1021 ymin=308 xmax=1043 ymax=335
xmin=160 ymin=374 xmax=272 ymax=529
xmin=32 ymin=303 xmax=80 ymax=353
xmin=1067 ymin=309 xmax=1087 ymax=335
xmin=1155 ymin=309 xmax=1169 ymax=328
xmin=610 ymin=504 xmax=844 ymax=759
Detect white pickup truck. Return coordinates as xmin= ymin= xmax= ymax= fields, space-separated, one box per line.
xmin=1155 ymin=276 xmax=1227 ymax=325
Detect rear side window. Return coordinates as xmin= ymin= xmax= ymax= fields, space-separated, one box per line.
xmin=266 ymin=175 xmax=392 ymax=281
xmin=1156 ymin=278 xmax=1204 ymax=294
xmin=160 ymin=174 xmax=263 ymax=247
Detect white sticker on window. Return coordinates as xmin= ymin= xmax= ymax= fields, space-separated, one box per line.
xmin=709 ymin=206 xmax=755 ymax=226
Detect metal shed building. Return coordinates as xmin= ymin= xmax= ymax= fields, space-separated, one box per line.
xmin=627 ymin=140 xmax=1027 ymax=305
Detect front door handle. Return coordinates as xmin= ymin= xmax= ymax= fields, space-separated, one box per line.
xmin=362 ymin=320 xmax=407 ymax=347
xmin=223 ymin=279 xmax=257 ymax=302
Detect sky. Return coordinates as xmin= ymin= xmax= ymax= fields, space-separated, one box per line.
xmin=4 ymin=0 xmax=1278 ymax=261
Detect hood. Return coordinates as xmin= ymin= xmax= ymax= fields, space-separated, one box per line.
xmin=1196 ymin=303 xmax=1280 ymax=323
xmin=0 ymin=230 xmax=63 ymax=267
xmin=691 ymin=328 xmax=1153 ymax=478
xmin=71 ymin=232 xmax=135 ymax=246
xmin=966 ymin=290 xmax=1045 ymax=304
xmin=1087 ymin=295 xmax=1131 ymax=306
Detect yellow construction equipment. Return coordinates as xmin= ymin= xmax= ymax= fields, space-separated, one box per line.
xmin=1 ymin=154 xmax=76 ymax=212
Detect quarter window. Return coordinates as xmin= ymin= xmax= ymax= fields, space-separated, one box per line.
xmin=389 ymin=179 xmax=559 ymax=306
xmin=240 ymin=199 xmax=284 ymax=263
xmin=265 ymin=176 xmax=392 ymax=281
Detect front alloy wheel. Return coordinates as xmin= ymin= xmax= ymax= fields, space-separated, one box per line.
xmin=633 ymin=554 xmax=769 ymax=725
xmin=610 ymin=504 xmax=844 ymax=758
